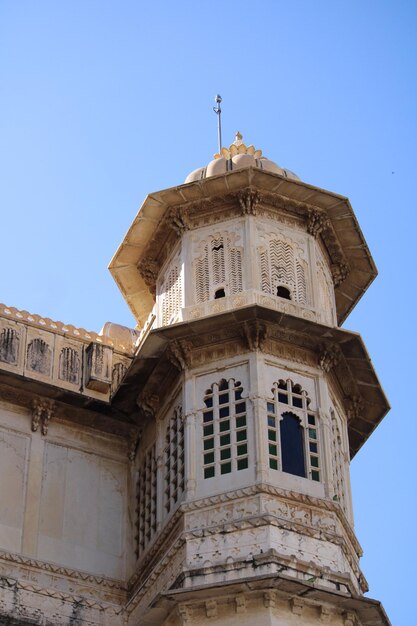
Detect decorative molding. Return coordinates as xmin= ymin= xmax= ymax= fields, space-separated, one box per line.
xmin=128 ymin=426 xmax=142 ymax=461
xmin=235 ymin=593 xmax=246 ymax=613
xmin=319 ymin=343 xmax=342 ymax=372
xmin=347 ymin=395 xmax=364 ymax=421
xmin=31 ymin=398 xmax=55 ymax=435
xmin=320 ymin=606 xmax=331 ymax=622
xmin=343 ymin=611 xmax=357 ymax=626
xmin=178 ymin=603 xmax=193 ymax=623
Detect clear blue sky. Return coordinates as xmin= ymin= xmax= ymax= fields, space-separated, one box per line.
xmin=1 ymin=2 xmax=416 ymax=623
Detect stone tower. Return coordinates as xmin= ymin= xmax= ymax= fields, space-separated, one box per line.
xmin=0 ymin=134 xmax=390 ymax=625
xmin=109 ymin=134 xmax=390 ymax=625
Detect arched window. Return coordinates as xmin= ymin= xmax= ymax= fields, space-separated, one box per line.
xmin=202 ymin=378 xmax=248 ymax=479
xmin=267 ymin=379 xmax=320 ymax=481
xmin=164 ymin=407 xmax=185 ymax=515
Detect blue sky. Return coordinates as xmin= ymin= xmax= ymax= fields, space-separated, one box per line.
xmin=1 ymin=2 xmax=416 ymax=623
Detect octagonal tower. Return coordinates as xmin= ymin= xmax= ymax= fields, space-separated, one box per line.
xmin=109 ymin=135 xmax=390 ymax=626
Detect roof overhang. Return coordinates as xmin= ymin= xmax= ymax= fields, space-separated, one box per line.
xmin=109 ymin=168 xmax=377 ymax=327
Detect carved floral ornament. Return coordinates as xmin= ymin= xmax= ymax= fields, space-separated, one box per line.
xmin=32 ymin=397 xmax=55 ymax=435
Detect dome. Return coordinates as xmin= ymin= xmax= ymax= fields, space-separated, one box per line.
xmin=99 ymin=322 xmax=139 ymax=351
xmin=185 ymin=132 xmax=300 ymax=183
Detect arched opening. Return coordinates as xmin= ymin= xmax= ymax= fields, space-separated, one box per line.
xmin=280 ymin=412 xmax=306 ymax=478
xmin=276 ymin=285 xmax=291 ymax=300
xmin=214 ymin=288 xmax=225 ymax=299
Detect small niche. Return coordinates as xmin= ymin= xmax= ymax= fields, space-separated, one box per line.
xmin=277 ymin=286 xmax=291 ymax=300
xmin=214 ymin=288 xmax=225 ymax=299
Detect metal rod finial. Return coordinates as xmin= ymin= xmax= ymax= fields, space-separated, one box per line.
xmin=213 ymin=94 xmax=222 ymax=153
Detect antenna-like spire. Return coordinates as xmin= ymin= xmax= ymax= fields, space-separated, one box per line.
xmin=213 ymin=94 xmax=222 ymax=154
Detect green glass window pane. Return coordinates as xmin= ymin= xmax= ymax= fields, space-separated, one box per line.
xmin=267 ymin=402 xmax=275 ymax=413
xmin=308 ymin=428 xmax=317 ymax=440
xmin=236 ymin=429 xmax=247 ymax=442
xmin=203 ymin=438 xmax=214 ymax=450
xmin=220 ymin=434 xmax=230 ymax=446
xmin=203 ymin=424 xmax=214 ymax=436
xmin=220 ymin=462 xmax=232 ymax=474
xmin=220 ymin=447 xmax=231 ymax=460
xmin=203 ymin=411 xmax=213 ymax=422
xmin=236 ymin=416 xmax=246 ymax=428
xmin=237 ymin=444 xmax=247 ymax=456
xmin=308 ymin=414 xmax=315 ymax=425
xmin=269 ymin=443 xmax=277 ymax=456
xmin=219 ymin=393 xmax=229 ymax=405
xmin=269 ymin=458 xmax=278 ymax=470
xmin=235 ymin=402 xmax=246 ymax=414
xmin=219 ymin=406 xmax=230 ymax=418
xmin=268 ymin=429 xmax=276 ymax=441
xmin=220 ymin=420 xmax=230 ymax=432
xmin=204 ymin=452 xmax=214 ymax=464
xmin=311 ymin=470 xmax=320 ymax=482
xmin=268 ymin=416 xmax=276 ymax=427
xmin=204 ymin=466 xmax=215 ymax=479
xmin=310 ymin=456 xmax=319 ymax=467
xmin=309 ymin=442 xmax=318 ymax=453
xmin=237 ymin=458 xmax=248 ymax=470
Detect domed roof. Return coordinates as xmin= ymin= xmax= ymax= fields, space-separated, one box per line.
xmin=185 ymin=132 xmax=300 ymax=183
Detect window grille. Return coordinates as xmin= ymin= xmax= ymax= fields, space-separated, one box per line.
xmin=267 ymin=379 xmax=320 ymax=481
xmin=330 ymin=409 xmax=347 ymax=512
xmin=202 ymin=379 xmax=248 ymax=479
xmin=135 ymin=444 xmax=157 ymax=558
xmin=194 ymin=234 xmax=243 ymax=303
xmin=164 ymin=407 xmax=185 ymax=514
xmin=258 ymin=237 xmax=309 ymax=305
xmin=161 ymin=262 xmax=182 ymax=325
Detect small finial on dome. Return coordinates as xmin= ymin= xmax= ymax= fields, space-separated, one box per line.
xmin=234 ymin=131 xmax=243 ymax=145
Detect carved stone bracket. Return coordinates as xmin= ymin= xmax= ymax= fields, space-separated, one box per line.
xmin=31 ymin=398 xmax=55 ymax=435
xmin=263 ymin=590 xmax=277 ymax=608
xmin=166 ymin=339 xmax=192 ymax=371
xmin=237 ymin=189 xmax=261 ymax=215
xmin=290 ymin=597 xmax=304 ymax=616
xmin=165 ymin=207 xmax=191 ymax=235
xmin=205 ymin=600 xmax=217 ymax=618
xmin=347 ymin=395 xmax=364 ymax=422
xmin=127 ymin=427 xmax=143 ymax=462
xmin=318 ymin=343 xmax=342 ymax=372
xmin=343 ymin=611 xmax=357 ymax=626
xmin=235 ymin=594 xmax=246 ymax=614
xmin=178 ymin=604 xmax=192 ymax=623
xmin=138 ymin=258 xmax=159 ymax=296
xmin=307 ymin=209 xmax=330 ymax=238
xmin=319 ymin=606 xmax=331 ymax=623
xmin=242 ymin=321 xmax=268 ymax=351
xmin=137 ymin=392 xmax=159 ymax=420
xmin=331 ymin=262 xmax=350 ymax=288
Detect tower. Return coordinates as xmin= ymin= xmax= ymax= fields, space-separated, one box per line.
xmin=109 ymin=133 xmax=390 ymax=625
xmin=0 ymin=133 xmax=390 ymax=626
